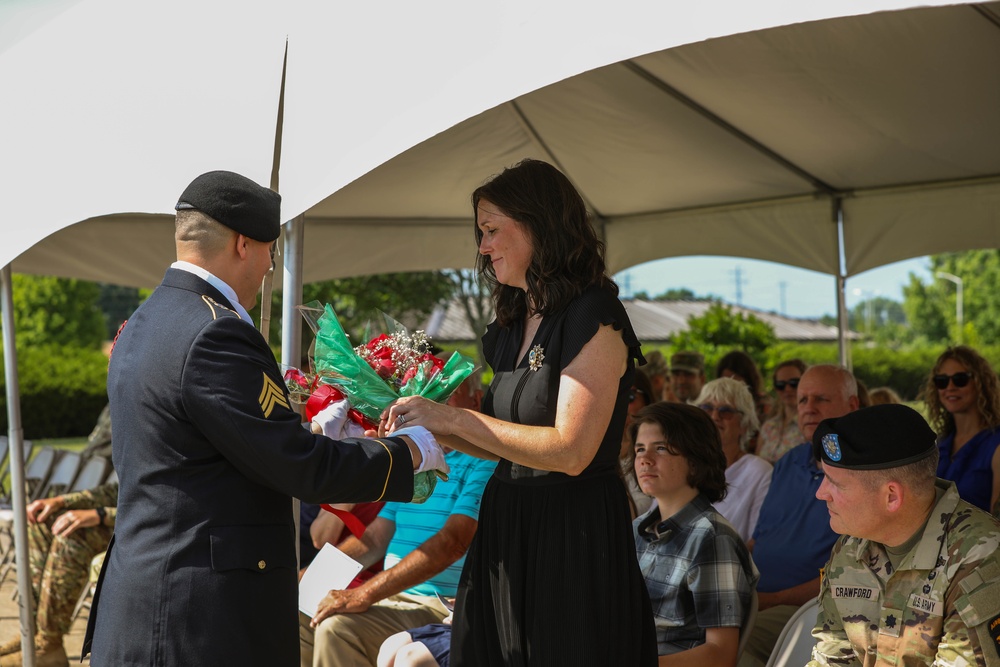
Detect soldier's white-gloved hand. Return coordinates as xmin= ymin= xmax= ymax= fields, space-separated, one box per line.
xmin=391 ymin=426 xmax=450 ymax=478
xmin=312 ymin=400 xmax=365 ymax=439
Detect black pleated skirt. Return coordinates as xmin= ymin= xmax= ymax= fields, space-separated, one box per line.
xmin=451 ymin=469 xmax=657 ymax=666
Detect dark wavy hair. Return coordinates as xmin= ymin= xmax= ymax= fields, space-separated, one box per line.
xmin=472 ymin=159 xmax=615 ymax=326
xmin=923 ymin=345 xmax=1000 ymax=436
xmin=628 ymin=402 xmax=728 ymax=503
xmin=715 ymin=350 xmax=763 ymax=401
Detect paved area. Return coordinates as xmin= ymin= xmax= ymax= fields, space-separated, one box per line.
xmin=0 ymin=561 xmax=90 ymax=664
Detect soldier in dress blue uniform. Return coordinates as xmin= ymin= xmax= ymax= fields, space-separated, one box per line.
xmin=83 ymin=171 xmax=447 ymax=666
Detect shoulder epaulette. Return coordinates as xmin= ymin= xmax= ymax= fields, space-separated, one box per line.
xmin=201 ymin=295 xmax=239 ymax=320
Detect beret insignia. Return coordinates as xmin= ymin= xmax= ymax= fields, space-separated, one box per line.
xmin=259 ymin=372 xmax=290 ymax=418
xmin=822 ymin=433 xmax=842 ymax=462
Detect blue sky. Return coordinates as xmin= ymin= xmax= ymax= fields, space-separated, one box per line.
xmin=613 ymin=256 xmax=931 ymax=320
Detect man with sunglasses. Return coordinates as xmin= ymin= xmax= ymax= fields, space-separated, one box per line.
xmin=740 ymin=364 xmax=859 ymax=667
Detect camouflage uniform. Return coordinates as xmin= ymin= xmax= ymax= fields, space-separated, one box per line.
xmin=809 ymin=480 xmax=1000 ymax=666
xmin=28 ymin=481 xmax=116 ymax=643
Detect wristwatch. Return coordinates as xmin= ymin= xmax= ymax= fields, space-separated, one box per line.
xmin=95 ymin=506 xmax=107 ymax=526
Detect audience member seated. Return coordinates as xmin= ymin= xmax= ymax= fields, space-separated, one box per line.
xmin=868 ymin=385 xmax=902 ymax=405
xmin=299 ymin=502 xmax=385 ymax=583
xmin=299 ymin=377 xmax=495 ymax=667
xmin=716 ymin=351 xmax=768 ymax=448
xmin=0 ymin=481 xmax=118 ymax=667
xmin=377 ymin=616 xmax=453 ymax=667
xmin=739 ymin=364 xmax=859 ymax=667
xmin=669 ymin=350 xmax=706 ymax=404
xmin=631 ymin=402 xmax=758 ymax=667
xmin=809 ymin=405 xmax=1000 ymax=667
xmin=695 ymin=378 xmax=771 ymax=543
xmin=925 ymin=345 xmax=1000 ymax=513
xmin=622 ymin=369 xmax=656 ymax=517
xmin=641 ymin=350 xmax=676 ymax=402
xmin=855 ymin=378 xmax=872 ymax=408
xmin=757 ymin=359 xmax=806 ymax=463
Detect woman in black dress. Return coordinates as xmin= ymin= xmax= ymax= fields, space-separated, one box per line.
xmin=384 ymin=159 xmax=657 ymax=666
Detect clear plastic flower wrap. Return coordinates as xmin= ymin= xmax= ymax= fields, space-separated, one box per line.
xmin=290 ymin=301 xmax=477 ymax=502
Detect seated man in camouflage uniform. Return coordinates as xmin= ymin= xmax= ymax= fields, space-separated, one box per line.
xmin=0 ymin=480 xmax=117 ymax=667
xmin=809 ymin=404 xmax=1000 ymax=667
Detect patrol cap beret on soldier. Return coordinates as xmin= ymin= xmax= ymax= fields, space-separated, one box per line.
xmin=812 ymin=403 xmax=936 ymax=470
xmin=175 ymin=170 xmax=281 ymax=243
xmin=670 ymin=351 xmax=705 ymax=374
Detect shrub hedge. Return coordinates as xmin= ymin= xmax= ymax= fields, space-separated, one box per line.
xmin=0 ymin=345 xmax=108 ymax=439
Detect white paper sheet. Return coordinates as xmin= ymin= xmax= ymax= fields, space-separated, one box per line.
xmin=298 ymin=543 xmax=365 ymax=617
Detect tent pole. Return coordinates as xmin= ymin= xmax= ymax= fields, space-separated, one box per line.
xmin=0 ymin=265 xmax=37 ymax=667
xmin=280 ymin=214 xmax=304 ymax=571
xmin=834 ymin=199 xmax=851 ymax=370
xmin=280 ymin=214 xmax=304 ymax=372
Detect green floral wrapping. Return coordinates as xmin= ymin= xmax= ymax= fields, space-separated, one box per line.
xmin=309 ymin=303 xmax=477 ymax=502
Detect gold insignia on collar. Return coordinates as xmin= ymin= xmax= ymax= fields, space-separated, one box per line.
xmin=259 ymin=372 xmax=290 ymax=418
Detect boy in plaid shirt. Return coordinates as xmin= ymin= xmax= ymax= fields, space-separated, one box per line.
xmin=631 ymin=402 xmax=759 ymax=666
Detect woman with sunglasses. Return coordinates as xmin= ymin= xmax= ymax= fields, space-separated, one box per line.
xmin=925 ymin=345 xmax=1000 ymax=513
xmin=693 ymin=378 xmax=771 ymax=543
xmin=757 ymin=359 xmax=807 ymax=463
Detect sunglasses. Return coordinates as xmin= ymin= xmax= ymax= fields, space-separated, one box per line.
xmin=698 ymin=404 xmax=742 ymax=419
xmin=774 ymin=378 xmax=801 ymax=391
xmin=933 ymin=372 xmax=972 ymax=390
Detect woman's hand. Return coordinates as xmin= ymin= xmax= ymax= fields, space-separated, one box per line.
xmin=26 ymin=496 xmax=65 ymax=524
xmin=51 ymin=509 xmax=100 ymax=537
xmin=380 ymin=396 xmax=457 ymax=437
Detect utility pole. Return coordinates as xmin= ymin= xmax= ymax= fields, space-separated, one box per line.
xmin=730 ymin=266 xmax=748 ymax=306
xmin=778 ymin=281 xmax=787 ymax=316
xmin=935 ymin=271 xmax=964 ymax=344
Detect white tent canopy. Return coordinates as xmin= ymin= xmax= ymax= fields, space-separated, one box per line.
xmin=5 ymin=1 xmax=994 ymax=287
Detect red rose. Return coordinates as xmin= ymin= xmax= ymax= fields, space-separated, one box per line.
xmin=376 ymin=359 xmax=396 ymax=379
xmin=284 ymin=368 xmax=309 ymax=389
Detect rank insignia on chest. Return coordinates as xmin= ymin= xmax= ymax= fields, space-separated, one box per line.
xmin=259 ymin=372 xmax=290 ymax=418
xmin=528 ymin=344 xmax=545 ymax=372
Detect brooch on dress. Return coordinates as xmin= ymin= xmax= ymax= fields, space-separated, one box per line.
xmin=528 ymin=344 xmax=545 ymax=371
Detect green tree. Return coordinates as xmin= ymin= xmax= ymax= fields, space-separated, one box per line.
xmin=97 ymin=283 xmax=143 ymax=339
xmin=7 ymin=275 xmax=105 ymax=348
xmin=444 ymin=269 xmax=492 ymax=371
xmin=902 ymin=250 xmax=1000 ymax=343
xmin=668 ymin=302 xmax=778 ymax=372
xmin=248 ymin=271 xmax=456 ymax=353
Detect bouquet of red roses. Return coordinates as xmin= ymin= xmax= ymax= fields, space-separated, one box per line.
xmin=285 ymin=302 xmax=476 ymax=501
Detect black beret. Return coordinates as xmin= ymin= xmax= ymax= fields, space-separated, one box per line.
xmin=175 ymin=170 xmax=281 ymax=242
xmin=812 ymin=404 xmax=936 ymax=470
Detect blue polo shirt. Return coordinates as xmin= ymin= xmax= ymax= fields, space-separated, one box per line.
xmin=379 ymin=450 xmax=496 ymax=597
xmin=751 ymin=443 xmax=838 ymax=593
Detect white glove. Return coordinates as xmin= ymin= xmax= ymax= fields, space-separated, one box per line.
xmin=391 ymin=426 xmax=450 ymax=478
xmin=312 ymin=400 xmax=366 ymax=440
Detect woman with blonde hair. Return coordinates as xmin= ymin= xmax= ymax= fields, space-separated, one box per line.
xmin=694 ymin=378 xmax=771 ymax=543
xmin=924 ymin=345 xmax=1000 ymax=512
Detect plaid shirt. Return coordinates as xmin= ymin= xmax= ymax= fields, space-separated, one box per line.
xmin=634 ymin=494 xmax=759 ymax=656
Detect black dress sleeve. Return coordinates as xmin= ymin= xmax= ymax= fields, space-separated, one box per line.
xmin=559 ymin=285 xmax=645 ymax=370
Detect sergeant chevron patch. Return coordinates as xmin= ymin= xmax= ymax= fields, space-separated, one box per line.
xmin=259 ymin=372 xmax=290 ymax=418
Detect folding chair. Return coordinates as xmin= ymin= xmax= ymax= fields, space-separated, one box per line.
xmin=0 ymin=439 xmax=35 ymax=505
xmin=0 ymin=446 xmax=60 ymax=586
xmin=67 ymin=455 xmax=109 ymax=494
xmin=71 ymin=549 xmax=107 ymax=626
xmin=764 ymin=596 xmax=820 ymax=667
xmin=36 ymin=451 xmax=83 ymax=499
